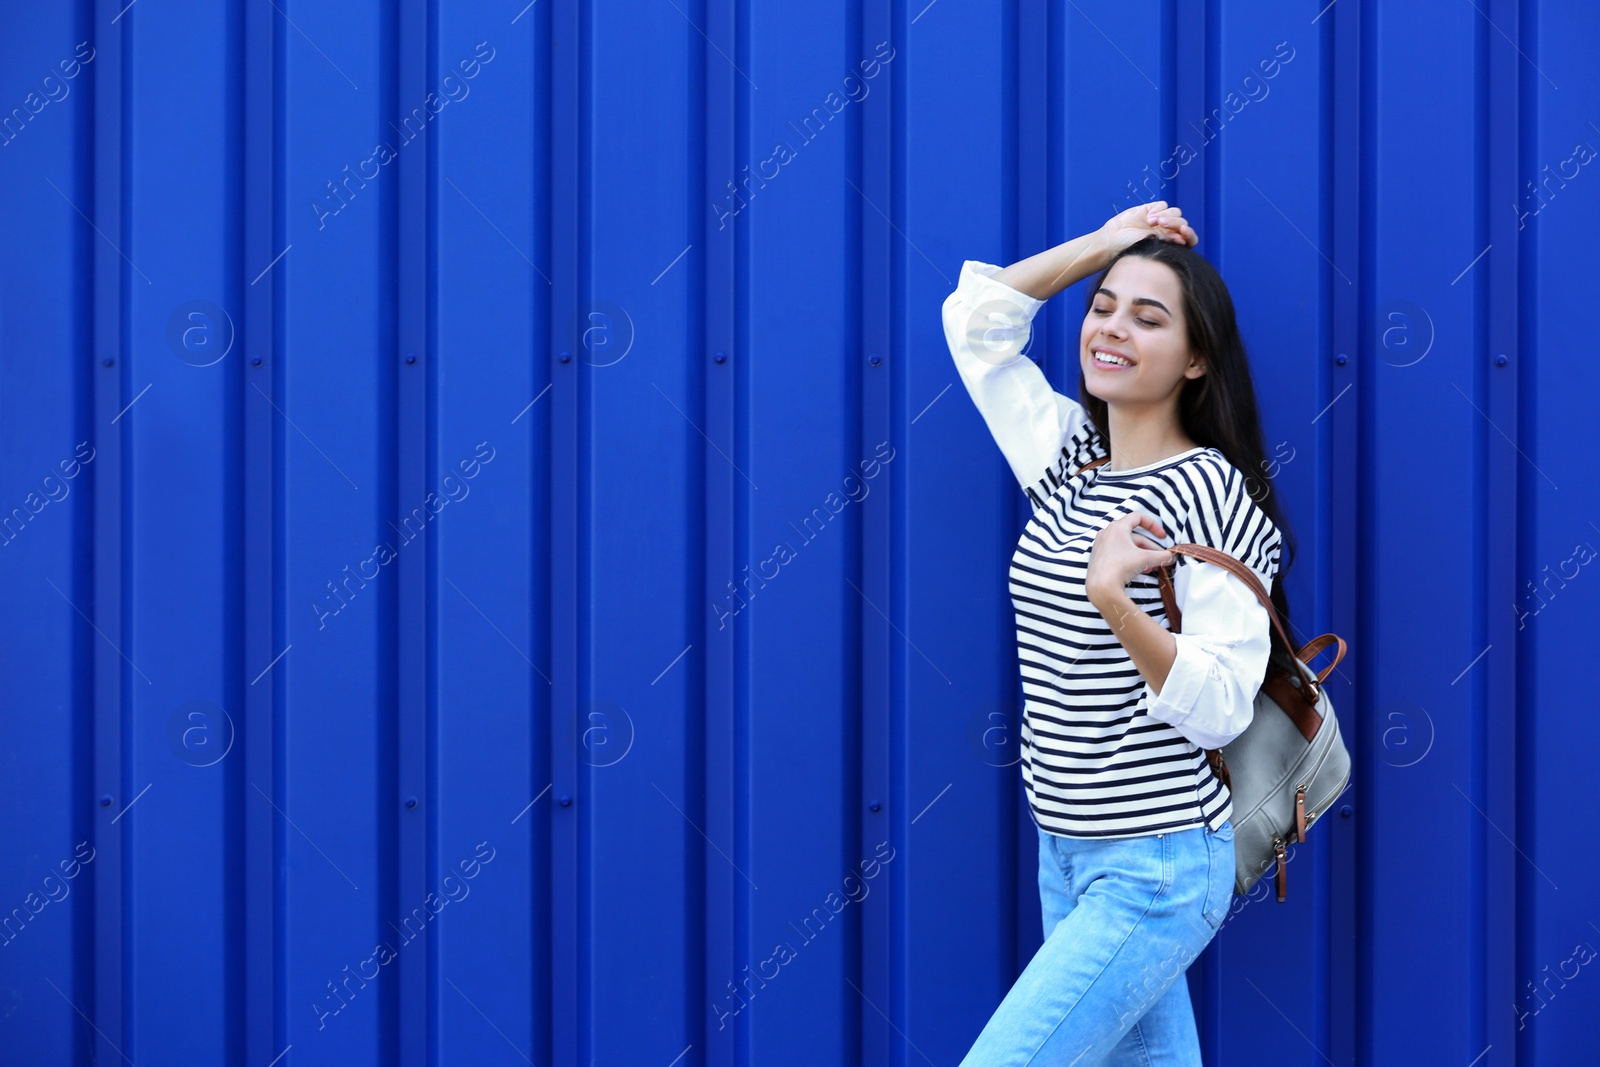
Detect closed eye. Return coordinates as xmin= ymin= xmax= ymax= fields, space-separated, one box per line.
xmin=1091 ymin=307 xmax=1159 ymax=328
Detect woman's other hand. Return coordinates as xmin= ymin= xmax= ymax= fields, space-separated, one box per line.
xmin=1085 ymin=510 xmax=1175 ymax=608
xmin=1097 ymin=201 xmax=1198 ymax=261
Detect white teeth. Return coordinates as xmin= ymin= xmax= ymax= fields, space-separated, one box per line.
xmin=1094 ymin=350 xmax=1131 ymax=367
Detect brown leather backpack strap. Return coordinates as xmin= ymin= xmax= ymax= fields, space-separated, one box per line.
xmin=1165 ymin=544 xmax=1287 ymax=647
xmin=1263 ymin=669 xmax=1325 ymax=742
xmin=1295 ymin=632 xmax=1348 ymax=684
xmin=1164 ymin=543 xmax=1320 ymax=702
xmin=1156 ymin=564 xmax=1181 ymax=632
xmin=1207 ymin=749 xmax=1232 ymax=791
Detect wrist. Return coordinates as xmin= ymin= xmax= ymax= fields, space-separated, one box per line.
xmin=1086 ymin=578 xmax=1129 ymax=612
xmin=1081 ymin=229 xmax=1112 ymax=273
xmin=1058 ymin=231 xmax=1109 ymax=290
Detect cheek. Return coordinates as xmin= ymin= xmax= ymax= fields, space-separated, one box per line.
xmin=1157 ymin=337 xmax=1190 ymax=369
xmin=1078 ymin=323 xmax=1096 ymax=355
xmin=1152 ymin=350 xmax=1193 ymax=383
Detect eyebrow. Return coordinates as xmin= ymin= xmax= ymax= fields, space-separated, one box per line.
xmin=1094 ymin=288 xmax=1171 ymax=315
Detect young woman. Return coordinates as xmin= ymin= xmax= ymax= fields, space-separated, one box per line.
xmin=942 ymin=202 xmax=1298 ymax=1065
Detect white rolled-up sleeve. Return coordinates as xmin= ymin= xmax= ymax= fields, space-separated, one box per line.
xmin=1141 ymin=555 xmax=1274 ymax=750
xmin=941 ymin=259 xmax=1093 ymax=495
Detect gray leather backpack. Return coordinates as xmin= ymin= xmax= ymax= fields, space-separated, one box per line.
xmin=1152 ymin=542 xmax=1352 ymax=901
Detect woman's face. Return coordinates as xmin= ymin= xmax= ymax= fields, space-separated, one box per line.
xmin=1079 ymin=256 xmax=1205 ymax=403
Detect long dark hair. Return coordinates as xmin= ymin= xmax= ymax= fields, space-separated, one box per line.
xmin=1078 ymin=235 xmax=1299 ymax=633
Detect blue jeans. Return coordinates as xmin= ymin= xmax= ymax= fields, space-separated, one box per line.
xmin=958 ymin=819 xmax=1235 ymax=1066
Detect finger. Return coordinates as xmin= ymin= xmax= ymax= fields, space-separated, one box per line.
xmin=1130 ymin=510 xmax=1167 ymax=537
xmin=1132 ymin=531 xmax=1169 ymax=553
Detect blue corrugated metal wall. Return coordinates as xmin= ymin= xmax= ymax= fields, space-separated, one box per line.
xmin=1 ymin=0 xmax=1595 ymax=1064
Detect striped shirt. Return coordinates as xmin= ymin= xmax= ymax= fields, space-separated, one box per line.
xmin=944 ymin=259 xmax=1283 ymax=839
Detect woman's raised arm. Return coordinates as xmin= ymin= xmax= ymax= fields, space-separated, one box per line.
xmin=994 ymin=202 xmax=1195 ymax=299
xmin=941 ymin=258 xmax=1094 ymax=495
xmin=940 ymin=204 xmax=1199 ymax=496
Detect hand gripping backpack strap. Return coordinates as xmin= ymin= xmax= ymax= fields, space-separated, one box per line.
xmin=1070 ymin=455 xmax=1333 ymax=709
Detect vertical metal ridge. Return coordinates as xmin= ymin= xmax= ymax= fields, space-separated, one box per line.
xmin=1326 ymin=1 xmax=1362 ymax=1064
xmin=242 ymin=0 xmax=281 ymax=1058
xmin=1468 ymin=0 xmax=1492 ymax=1046
xmin=733 ymin=2 xmax=750 ymax=1060
xmin=423 ymin=5 xmax=442 ymax=1065
xmin=681 ymin=0 xmax=711 ymax=1056
xmin=1482 ymin=0 xmax=1521 ymax=1061
xmin=702 ymin=0 xmax=739 ymax=1060
xmin=1510 ymin=2 xmax=1537 ymax=1064
xmin=550 ymin=0 xmax=582 ymax=1062
xmin=1354 ymin=0 xmax=1379 ymax=1060
xmin=90 ymin=0 xmax=127 ymax=1060
xmin=859 ymin=0 xmax=895 ymax=1060
xmin=1172 ymin=0 xmax=1206 ymax=223
xmin=395 ymin=0 xmax=432 ymax=1062
xmin=222 ymin=2 xmax=248 ymax=1050
xmin=69 ymin=6 xmax=99 ymax=1064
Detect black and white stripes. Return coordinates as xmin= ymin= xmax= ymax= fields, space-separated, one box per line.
xmin=1009 ymin=420 xmax=1283 ymax=837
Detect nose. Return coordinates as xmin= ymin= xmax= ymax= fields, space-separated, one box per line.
xmin=1099 ymin=315 xmax=1128 ymax=340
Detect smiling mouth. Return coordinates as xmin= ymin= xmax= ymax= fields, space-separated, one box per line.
xmin=1091 ymin=348 xmax=1134 ymax=368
